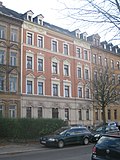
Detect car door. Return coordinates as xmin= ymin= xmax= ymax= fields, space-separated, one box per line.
xmin=64 ymin=129 xmax=78 ymax=145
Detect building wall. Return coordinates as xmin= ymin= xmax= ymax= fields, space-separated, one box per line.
xmin=0 ymin=14 xmax=22 ymax=118
xmin=91 ymin=44 xmax=120 ymax=125
xmin=21 ymin=21 xmax=93 ymax=125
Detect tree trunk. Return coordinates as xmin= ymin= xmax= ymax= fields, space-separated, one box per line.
xmin=102 ymin=106 xmax=106 ymax=125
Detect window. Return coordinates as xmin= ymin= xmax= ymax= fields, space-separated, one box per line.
xmin=94 ymin=71 xmax=97 ymax=81
xmin=111 ymin=60 xmax=114 ymax=69
xmin=64 ymin=85 xmax=69 ymax=97
xmin=52 ymin=108 xmax=58 ymax=118
xmin=10 ymin=52 xmax=17 ymax=66
xmin=0 ymin=76 xmax=4 ymax=91
xmin=38 ymin=107 xmax=42 ymax=118
xmin=86 ymin=109 xmax=89 ymax=120
xmin=27 ymin=56 xmax=32 ymax=69
xmin=93 ymin=54 xmax=97 ymax=63
xmin=78 ymin=87 xmax=82 ymax=98
xmin=9 ymin=77 xmax=17 ymax=92
xmin=11 ymin=28 xmax=17 ymax=42
xmin=0 ymin=105 xmax=3 ymax=117
xmin=38 ymin=82 xmax=43 ymax=95
xmin=114 ymin=110 xmax=117 ymax=120
xmin=0 ymin=50 xmax=5 ymax=64
xmin=37 ymin=36 xmax=43 ymax=48
xmin=27 ymin=80 xmax=32 ymax=94
xmin=85 ymin=88 xmax=90 ymax=98
xmin=76 ymin=48 xmax=82 ymax=58
xmin=77 ymin=67 xmax=81 ymax=78
xmin=52 ymin=62 xmax=57 ymax=74
xmin=105 ymin=58 xmax=108 ymax=67
xmin=63 ymin=44 xmax=68 ymax=55
xmin=117 ymin=61 xmax=120 ymax=69
xmin=0 ymin=25 xmax=5 ymax=39
xmin=64 ymin=64 xmax=69 ymax=76
xmin=9 ymin=105 xmax=16 ymax=118
xmin=38 ymin=58 xmax=43 ymax=71
xmin=98 ymin=56 xmax=102 ymax=65
xmin=27 ymin=33 xmax=32 ymax=45
xmin=65 ymin=108 xmax=69 ymax=120
xmin=95 ymin=109 xmax=99 ymax=120
xmin=108 ymin=109 xmax=111 ymax=120
xmin=53 ymin=84 xmax=58 ymax=96
xmin=84 ymin=50 xmax=88 ymax=60
xmin=78 ymin=109 xmax=82 ymax=120
xmin=85 ymin=69 xmax=89 ymax=80
xmin=28 ymin=15 xmax=32 ymax=21
xmin=26 ymin=107 xmax=31 ymax=118
xmin=52 ymin=40 xmax=57 ymax=52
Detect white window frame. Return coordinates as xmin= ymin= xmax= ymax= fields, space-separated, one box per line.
xmin=84 ymin=67 xmax=90 ymax=80
xmin=26 ymin=52 xmax=34 ymax=70
xmin=63 ymin=43 xmax=69 ymax=55
xmin=78 ymin=84 xmax=83 ymax=98
xmin=51 ymin=57 xmax=60 ymax=75
xmin=37 ymin=79 xmax=45 ymax=95
xmin=10 ymin=51 xmax=17 ymax=66
xmin=63 ymin=80 xmax=71 ymax=98
xmin=10 ymin=27 xmax=18 ymax=42
xmin=51 ymin=79 xmax=60 ymax=97
xmin=77 ymin=64 xmax=82 ymax=79
xmin=37 ymin=35 xmax=44 ymax=48
xmin=0 ymin=49 xmax=5 ymax=64
xmin=26 ymin=31 xmax=34 ymax=45
xmin=51 ymin=39 xmax=58 ymax=52
xmin=9 ymin=76 xmax=17 ymax=92
xmin=63 ymin=60 xmax=71 ymax=77
xmin=37 ymin=54 xmax=44 ymax=72
xmin=26 ymin=78 xmax=34 ymax=94
xmin=76 ymin=47 xmax=82 ymax=59
xmin=9 ymin=105 xmax=16 ymax=118
xmin=84 ymin=50 xmax=88 ymax=60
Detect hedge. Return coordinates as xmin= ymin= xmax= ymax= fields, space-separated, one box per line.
xmin=0 ymin=118 xmax=66 ymax=142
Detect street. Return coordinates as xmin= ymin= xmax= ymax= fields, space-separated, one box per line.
xmin=0 ymin=144 xmax=94 ymax=160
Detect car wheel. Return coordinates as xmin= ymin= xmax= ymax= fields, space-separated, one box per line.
xmin=58 ymin=140 xmax=64 ymax=148
xmin=83 ymin=137 xmax=89 ymax=145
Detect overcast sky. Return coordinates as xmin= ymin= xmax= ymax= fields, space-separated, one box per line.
xmin=1 ymin=0 xmax=119 ymax=45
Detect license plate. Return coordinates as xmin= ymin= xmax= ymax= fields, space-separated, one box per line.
xmin=41 ymin=141 xmax=46 ymax=144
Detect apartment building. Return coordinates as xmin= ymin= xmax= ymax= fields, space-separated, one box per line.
xmin=87 ymin=34 xmax=120 ymax=125
xmin=0 ymin=2 xmax=23 ymax=118
xmin=20 ymin=10 xmax=93 ymax=125
xmin=0 ymin=2 xmax=119 ymax=126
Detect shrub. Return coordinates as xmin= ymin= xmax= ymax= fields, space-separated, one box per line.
xmin=0 ymin=118 xmax=66 ymax=142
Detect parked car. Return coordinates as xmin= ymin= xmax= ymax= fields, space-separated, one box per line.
xmin=92 ymin=125 xmax=120 ymax=142
xmin=91 ymin=135 xmax=120 ymax=160
xmin=40 ymin=126 xmax=93 ymax=148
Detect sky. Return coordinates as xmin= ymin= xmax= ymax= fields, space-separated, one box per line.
xmin=1 ymin=0 xmax=119 ymax=46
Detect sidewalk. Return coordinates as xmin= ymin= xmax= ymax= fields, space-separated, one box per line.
xmin=0 ymin=142 xmax=42 ymax=155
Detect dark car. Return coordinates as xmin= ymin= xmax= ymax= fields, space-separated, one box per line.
xmin=40 ymin=126 xmax=93 ymax=148
xmin=92 ymin=125 xmax=120 ymax=142
xmin=91 ymin=135 xmax=120 ymax=160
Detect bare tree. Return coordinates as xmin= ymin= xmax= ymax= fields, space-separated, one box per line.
xmin=90 ymin=67 xmax=120 ymax=124
xmin=59 ymin=0 xmax=120 ymax=45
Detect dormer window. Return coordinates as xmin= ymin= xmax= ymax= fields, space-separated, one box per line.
xmin=103 ymin=44 xmax=106 ymax=49
xmin=109 ymin=45 xmax=112 ymax=51
xmin=115 ymin=48 xmax=118 ymax=53
xmin=28 ymin=15 xmax=32 ymax=21
xmin=25 ymin=10 xmax=34 ymax=22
